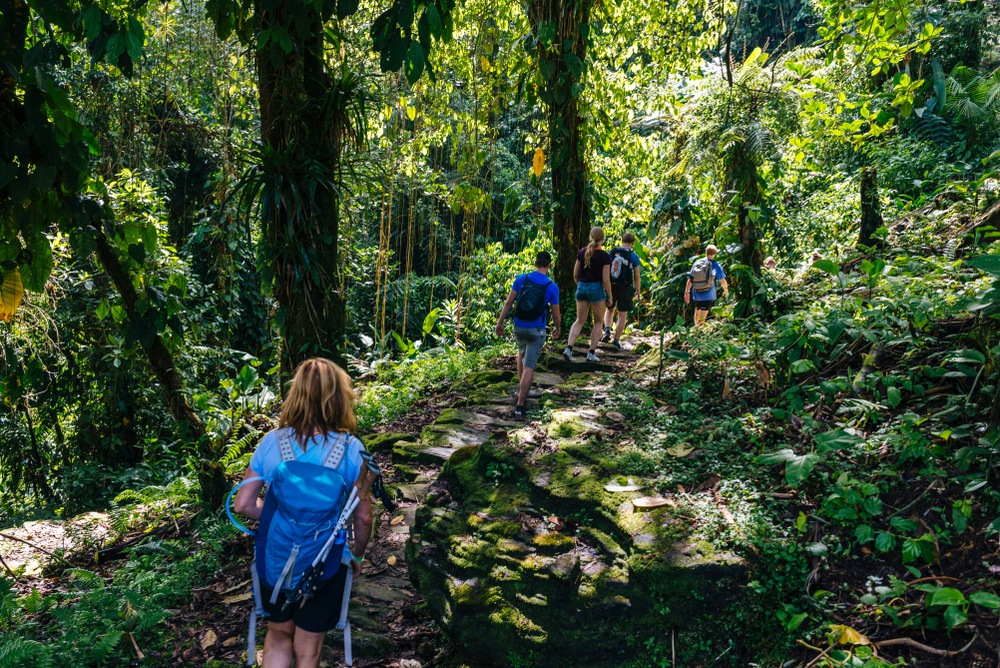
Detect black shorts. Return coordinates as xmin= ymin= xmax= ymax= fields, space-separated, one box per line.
xmin=693 ymin=300 xmax=716 ymax=311
xmin=262 ymin=565 xmax=348 ymax=632
xmin=610 ymin=284 xmax=635 ymax=312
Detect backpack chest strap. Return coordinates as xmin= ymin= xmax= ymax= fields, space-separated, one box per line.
xmin=278 ymin=429 xmax=296 ymax=461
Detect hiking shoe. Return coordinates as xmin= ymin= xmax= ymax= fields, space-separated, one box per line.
xmin=586 ymin=351 xmax=600 ymax=362
xmin=600 ymin=327 xmax=612 ymax=343
xmin=611 ymin=339 xmax=622 ymax=350
xmin=562 ymin=347 xmax=574 ymax=362
xmin=514 ymin=404 xmax=528 ymax=418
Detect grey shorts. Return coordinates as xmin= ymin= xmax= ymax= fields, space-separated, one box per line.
xmin=514 ymin=326 xmax=547 ymax=369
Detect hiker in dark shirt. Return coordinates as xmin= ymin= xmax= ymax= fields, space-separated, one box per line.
xmin=562 ymin=226 xmax=613 ymax=362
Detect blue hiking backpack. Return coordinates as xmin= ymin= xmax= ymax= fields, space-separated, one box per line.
xmin=227 ymin=428 xmax=394 ymax=667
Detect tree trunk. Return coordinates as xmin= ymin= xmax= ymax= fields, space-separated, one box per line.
xmin=91 ymin=227 xmax=204 ymax=436
xmin=255 ymin=0 xmax=346 ymax=373
xmin=530 ymin=0 xmax=592 ymax=314
xmin=859 ymin=167 xmax=885 ymax=248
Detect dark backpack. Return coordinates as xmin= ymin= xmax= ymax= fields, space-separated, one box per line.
xmin=514 ymin=275 xmax=552 ymax=321
xmin=690 ymin=257 xmax=715 ymax=292
xmin=609 ymin=247 xmax=634 ymax=286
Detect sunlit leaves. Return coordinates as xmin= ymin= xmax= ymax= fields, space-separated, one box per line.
xmin=532 ymin=148 xmax=545 ymax=178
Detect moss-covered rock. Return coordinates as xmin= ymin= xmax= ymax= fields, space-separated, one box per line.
xmin=363 ymin=431 xmax=418 ymax=454
xmin=408 ymin=433 xmax=754 ymax=668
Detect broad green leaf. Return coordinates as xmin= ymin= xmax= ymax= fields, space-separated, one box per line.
xmin=790 ymin=358 xmax=816 ymax=374
xmin=785 ymin=453 xmax=820 ymax=486
xmin=928 ymin=587 xmax=967 ymax=607
xmin=814 ymin=429 xmax=863 ymax=452
xmin=812 ymin=259 xmax=840 ymax=274
xmin=405 ymin=41 xmax=425 ymax=85
xmin=337 ymin=0 xmax=360 ymax=18
xmin=950 ymin=349 xmax=985 ymax=365
xmin=943 ymin=604 xmax=967 ymax=630
xmin=756 ymin=448 xmax=795 ymax=465
xmin=854 ymin=524 xmax=874 ymax=544
xmin=20 ymin=233 xmax=53 ymax=293
xmin=967 ymin=255 xmax=1000 ymax=276
xmin=970 ymin=592 xmax=1000 ymax=609
xmin=875 ymin=532 xmax=895 ymax=552
xmin=886 ymin=386 xmax=902 ymax=407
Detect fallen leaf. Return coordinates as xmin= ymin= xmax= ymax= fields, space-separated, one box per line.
xmin=201 ymin=629 xmax=217 ymax=650
xmin=223 ymin=637 xmax=241 ymax=647
xmin=547 ymin=515 xmax=565 ymax=531
xmin=605 ymin=411 xmax=625 ymax=423
xmin=390 ymin=515 xmax=405 ymax=526
xmin=387 ymin=555 xmax=397 ymax=566
xmin=222 ymin=592 xmax=252 ymax=604
xmin=605 ymin=481 xmax=644 ymax=492
xmin=632 ymin=496 xmax=675 ymax=509
xmin=666 ymin=443 xmax=694 ymax=457
xmin=660 ymin=405 xmax=678 ymax=414
xmin=831 ymin=624 xmax=870 ymax=646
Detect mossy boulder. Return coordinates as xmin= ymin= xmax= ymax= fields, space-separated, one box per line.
xmin=363 ymin=431 xmax=418 ymax=454
xmin=408 ymin=438 xmax=755 ymax=667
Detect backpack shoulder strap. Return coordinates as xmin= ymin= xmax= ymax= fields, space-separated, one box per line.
xmin=278 ymin=428 xmax=296 ymax=462
xmin=323 ymin=433 xmax=349 ymax=469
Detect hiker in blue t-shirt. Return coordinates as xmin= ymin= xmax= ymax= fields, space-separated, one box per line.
xmin=685 ymin=244 xmax=728 ymax=326
xmin=495 ymin=252 xmax=561 ymax=417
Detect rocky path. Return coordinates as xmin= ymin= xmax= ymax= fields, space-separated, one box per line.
xmin=330 ymin=339 xmax=655 ymax=668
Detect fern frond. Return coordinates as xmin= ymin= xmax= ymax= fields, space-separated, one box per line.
xmin=0 ymin=636 xmax=52 ymax=668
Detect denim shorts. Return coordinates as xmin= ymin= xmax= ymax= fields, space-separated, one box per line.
xmin=514 ymin=326 xmax=546 ymax=369
xmin=575 ymin=281 xmax=606 ymax=303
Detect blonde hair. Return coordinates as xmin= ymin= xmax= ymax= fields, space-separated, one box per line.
xmin=584 ymin=226 xmax=605 ymax=268
xmin=279 ymin=358 xmax=357 ymax=449
xmin=705 ymin=244 xmax=718 ymax=258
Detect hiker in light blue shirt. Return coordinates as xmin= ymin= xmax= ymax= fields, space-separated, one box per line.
xmin=685 ymin=244 xmax=728 ymax=326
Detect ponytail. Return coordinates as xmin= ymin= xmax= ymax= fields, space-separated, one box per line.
xmin=583 ymin=226 xmax=605 ymax=268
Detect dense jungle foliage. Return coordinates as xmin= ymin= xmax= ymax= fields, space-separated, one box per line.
xmin=1 ymin=0 xmax=1000 ymax=665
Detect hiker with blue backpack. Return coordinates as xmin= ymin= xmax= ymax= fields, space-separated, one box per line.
xmin=601 ymin=232 xmax=642 ymax=349
xmin=685 ymin=244 xmax=728 ymax=326
xmin=231 ymin=358 xmax=391 ymax=668
xmin=496 ymin=251 xmax=561 ymax=418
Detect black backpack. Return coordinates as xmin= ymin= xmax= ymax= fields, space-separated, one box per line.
xmin=609 ymin=247 xmax=634 ymax=286
xmin=514 ymin=275 xmax=552 ymax=321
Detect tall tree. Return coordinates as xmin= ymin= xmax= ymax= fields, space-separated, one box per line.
xmin=207 ymin=0 xmax=455 ymax=371
xmin=528 ymin=0 xmax=592 ymax=301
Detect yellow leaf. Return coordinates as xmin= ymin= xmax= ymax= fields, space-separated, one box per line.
xmin=390 ymin=514 xmax=405 ymax=526
xmin=480 ymin=55 xmax=491 ymax=72
xmin=831 ymin=624 xmax=870 ymax=646
xmin=0 ymin=268 xmax=24 ymax=323
xmin=532 ymin=148 xmax=545 ymax=178
xmin=222 ymin=592 xmax=252 ymax=604
xmin=201 ymin=629 xmax=217 ymax=650
xmin=666 ymin=443 xmax=694 ymax=457
xmin=406 ymin=105 xmax=416 ymax=121
xmin=387 ymin=555 xmax=397 ymax=566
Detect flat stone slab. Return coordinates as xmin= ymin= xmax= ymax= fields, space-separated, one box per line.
xmin=532 ymin=372 xmax=564 ymax=388
xmin=421 ymin=422 xmax=492 ymax=449
xmin=436 ymin=408 xmax=519 ymax=429
xmin=397 ymin=483 xmax=430 ymax=503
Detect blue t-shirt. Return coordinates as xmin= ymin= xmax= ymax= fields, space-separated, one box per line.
xmin=250 ymin=428 xmax=364 ymax=485
xmin=688 ymin=260 xmax=726 ymax=302
xmin=511 ymin=271 xmax=560 ymax=328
